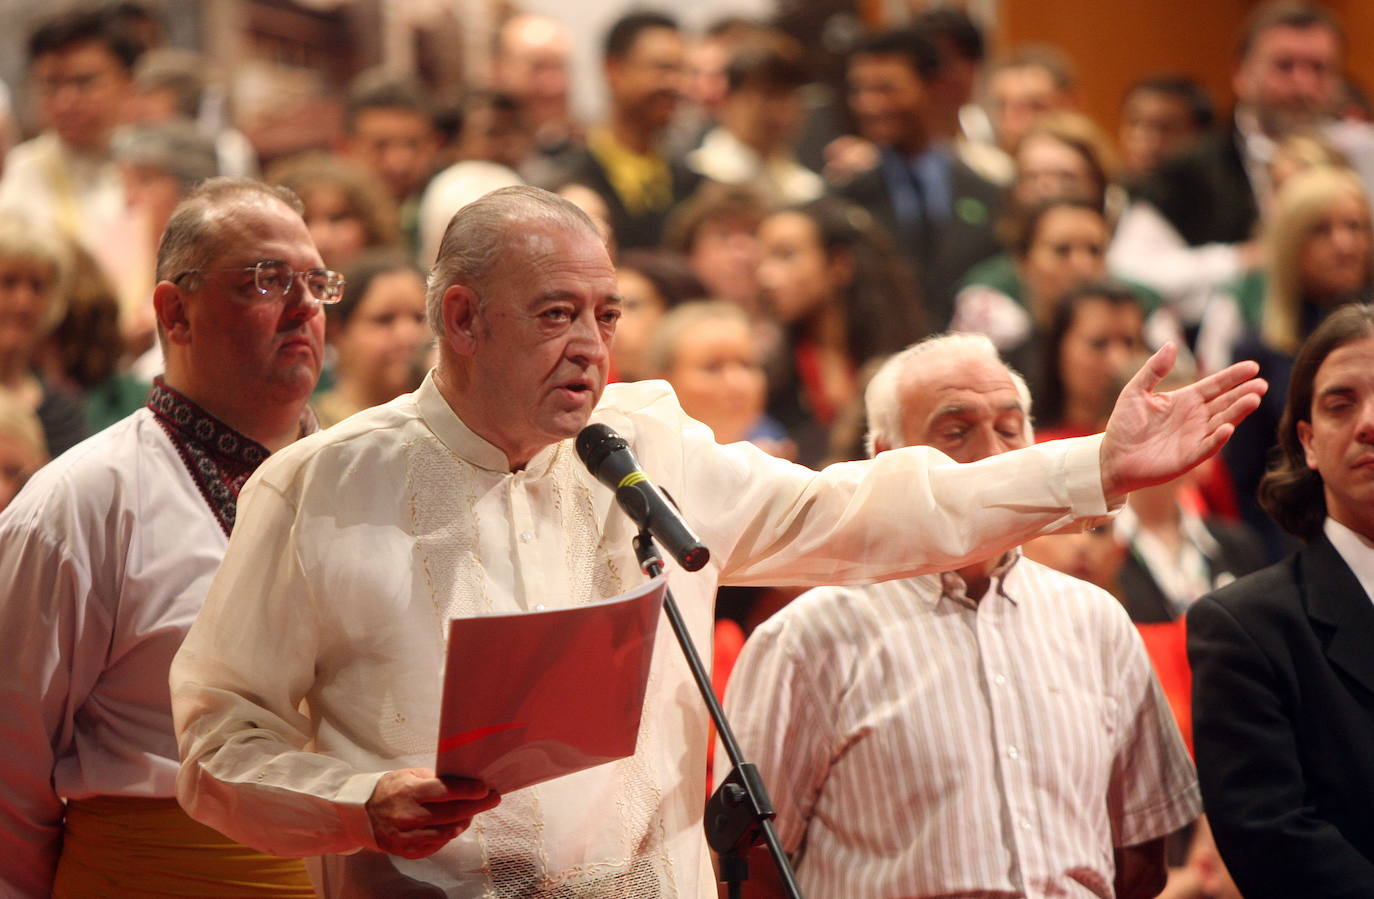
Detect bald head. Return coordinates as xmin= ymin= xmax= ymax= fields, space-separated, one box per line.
xmin=496 ymin=14 xmax=572 ymax=130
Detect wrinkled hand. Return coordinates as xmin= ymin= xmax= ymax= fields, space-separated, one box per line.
xmin=366 ymin=768 xmax=499 ymax=859
xmin=1100 ymin=343 xmax=1265 ymax=499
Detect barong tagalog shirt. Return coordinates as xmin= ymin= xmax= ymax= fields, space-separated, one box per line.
xmin=171 ymin=372 xmax=1115 ymax=898
xmin=721 ymin=554 xmax=1201 ymax=899
xmin=0 ymin=381 xmax=279 ymax=896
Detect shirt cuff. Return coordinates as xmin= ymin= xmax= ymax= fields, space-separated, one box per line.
xmin=1059 ymin=434 xmax=1110 ymax=518
xmin=337 ymin=770 xmax=387 ymax=853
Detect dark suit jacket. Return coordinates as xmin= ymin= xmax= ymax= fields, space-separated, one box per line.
xmin=1187 ymin=535 xmax=1374 ymax=897
xmin=1119 ymin=517 xmax=1268 ymax=624
xmin=837 ymin=155 xmax=1001 ymax=331
xmin=555 ymin=146 xmax=701 ymax=252
xmin=1136 ymin=118 xmax=1258 ymax=247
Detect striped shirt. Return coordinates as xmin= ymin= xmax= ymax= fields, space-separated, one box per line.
xmin=721 ymin=553 xmax=1200 ymax=898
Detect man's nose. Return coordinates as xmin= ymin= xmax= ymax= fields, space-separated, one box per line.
xmin=567 ymin=309 xmax=609 ymax=362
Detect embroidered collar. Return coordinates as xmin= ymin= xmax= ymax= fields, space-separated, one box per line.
xmin=146 ymin=378 xmax=271 ymax=536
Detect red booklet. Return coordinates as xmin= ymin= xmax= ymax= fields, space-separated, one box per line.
xmin=435 ymin=575 xmax=667 ymax=794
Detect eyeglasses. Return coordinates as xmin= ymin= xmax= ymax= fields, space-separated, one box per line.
xmin=172 ymin=261 xmax=346 ymax=304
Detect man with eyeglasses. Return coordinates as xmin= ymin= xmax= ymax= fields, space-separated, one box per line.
xmin=0 ymin=8 xmax=141 ymax=268
xmin=0 ymin=178 xmax=333 ymax=897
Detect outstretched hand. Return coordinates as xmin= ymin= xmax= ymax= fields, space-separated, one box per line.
xmin=366 ymin=768 xmax=500 ymax=859
xmin=1100 ymin=344 xmax=1266 ymax=500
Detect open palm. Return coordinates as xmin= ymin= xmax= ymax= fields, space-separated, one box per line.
xmin=1100 ymin=344 xmax=1266 ymax=499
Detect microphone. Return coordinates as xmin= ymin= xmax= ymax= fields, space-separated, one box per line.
xmin=576 ymin=423 xmax=710 ymax=572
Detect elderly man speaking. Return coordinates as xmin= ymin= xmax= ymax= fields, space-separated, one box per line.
xmin=171 ymin=185 xmax=1263 ymax=897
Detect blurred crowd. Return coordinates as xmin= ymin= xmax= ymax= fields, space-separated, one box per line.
xmin=0 ymin=2 xmax=1370 ymax=891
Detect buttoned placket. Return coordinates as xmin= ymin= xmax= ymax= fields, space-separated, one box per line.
xmin=973 ymin=586 xmax=1044 ymax=895
xmin=507 ymin=470 xmax=548 ymax=612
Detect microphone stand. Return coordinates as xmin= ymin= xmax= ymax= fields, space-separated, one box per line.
xmin=630 ymin=527 xmax=804 ymax=899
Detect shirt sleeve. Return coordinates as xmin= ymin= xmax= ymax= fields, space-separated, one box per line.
xmin=0 ymin=514 xmax=111 ymax=896
xmin=694 ymin=427 xmax=1111 ymax=589
xmin=719 ymin=606 xmax=840 ymax=856
xmin=1102 ymin=600 xmax=1200 ymax=847
xmin=170 ymin=476 xmax=382 ymax=859
xmin=1107 ymin=201 xmax=1243 ymax=325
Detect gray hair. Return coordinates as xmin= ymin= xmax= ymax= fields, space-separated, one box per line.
xmin=425 ymin=185 xmax=603 ymax=336
xmin=155 ymin=177 xmax=304 ymax=283
xmin=112 ymin=120 xmax=220 ymax=188
xmin=864 ymin=332 xmax=1033 ymax=457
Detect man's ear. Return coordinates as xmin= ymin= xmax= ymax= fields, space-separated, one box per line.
xmin=152 ymin=280 xmax=191 ymax=346
xmin=441 ymin=284 xmax=482 ymax=356
xmin=1297 ymin=419 xmax=1319 ymax=470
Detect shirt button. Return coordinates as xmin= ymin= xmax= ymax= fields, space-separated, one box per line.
xmin=1020 ymin=819 xmax=1032 ymax=831
xmin=534 ymin=604 xmax=546 ymax=611
xmin=1007 ymin=745 xmax=1020 ymax=760
xmin=993 ymin=674 xmax=1006 ymax=686
xmin=519 ymin=531 xmax=534 ymax=543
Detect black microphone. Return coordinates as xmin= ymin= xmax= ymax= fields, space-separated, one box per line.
xmin=576 ymin=423 xmax=710 ymax=572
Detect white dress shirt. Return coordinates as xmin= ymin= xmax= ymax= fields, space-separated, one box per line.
xmin=0 ymin=409 xmax=228 ymax=896
xmin=1325 ymin=517 xmax=1374 ymax=606
xmin=723 ymin=554 xmax=1200 ymax=898
xmin=172 ymin=373 xmax=1112 ymax=898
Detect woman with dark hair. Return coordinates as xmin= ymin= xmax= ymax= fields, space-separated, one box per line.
xmin=313 ymin=252 xmax=429 ymax=428
xmin=611 ymin=248 xmax=705 ymax=382
xmin=1033 ymin=279 xmax=1145 ymax=440
xmin=1188 ymin=302 xmax=1374 ymax=899
xmin=755 ymin=196 xmax=924 ymax=464
xmin=953 ymin=196 xmax=1117 ymax=373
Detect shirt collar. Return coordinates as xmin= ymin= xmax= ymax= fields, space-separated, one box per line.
xmin=1324 ymin=516 xmax=1374 ymax=605
xmin=414 ymin=370 xmax=563 ymax=476
xmin=936 ymin=549 xmax=1022 ymax=609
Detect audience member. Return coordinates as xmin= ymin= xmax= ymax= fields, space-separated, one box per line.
xmin=983 ymin=44 xmax=1078 ymax=156
xmin=126 ymin=48 xmax=258 ymax=178
xmin=1033 ymin=280 xmax=1147 ymax=440
xmin=611 ymin=248 xmax=703 ymax=381
xmin=837 ymin=27 xmax=1002 ymax=329
xmin=668 ymin=17 xmax=768 ymax=157
xmin=493 ymin=14 xmax=578 ymax=164
xmin=1009 ymin=110 xmax=1122 ymax=218
xmin=558 ymin=11 xmax=700 ymax=250
xmin=314 ymin=251 xmax=429 ymax=428
xmin=268 ymin=151 xmax=400 ymax=271
xmin=1211 ymin=164 xmax=1372 ymax=557
xmin=0 ymin=214 xmax=86 ymax=457
xmin=646 ymin=300 xmax=781 ymax=451
xmin=0 ymin=8 xmax=141 ymax=278
xmin=1189 ymin=302 xmax=1374 ymax=897
xmin=1117 ymin=1 xmax=1374 ymax=317
xmin=723 ymin=333 xmax=1198 ymax=898
xmin=1022 ymin=522 xmax=1128 ymax=597
xmin=0 ymin=391 xmax=47 ymax=513
xmin=913 ymin=7 xmax=1013 ymax=184
xmin=1118 ymin=76 xmax=1215 ymax=181
xmin=0 ymin=178 xmax=324 ymax=897
xmin=757 ymin=198 xmax=924 ymax=465
xmin=685 ymin=33 xmax=822 ymax=205
xmin=40 ymin=239 xmax=151 ymax=432
xmin=341 ymin=69 xmax=441 ymax=254
xmin=109 ymin=119 xmax=220 ymax=349
xmin=1117 ymin=474 xmax=1267 ymax=626
xmin=952 ymin=196 xmax=1111 ymax=370
xmin=453 ymin=90 xmax=536 ymax=174
xmin=663 ymin=182 xmax=767 ymax=311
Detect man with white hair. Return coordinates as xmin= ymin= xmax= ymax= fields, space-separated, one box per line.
xmin=171 ymin=188 xmax=1253 ymax=897
xmin=721 ymin=333 xmax=1201 ymax=899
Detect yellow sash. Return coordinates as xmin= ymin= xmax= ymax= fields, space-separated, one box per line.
xmin=52 ymin=796 xmax=314 ymax=898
